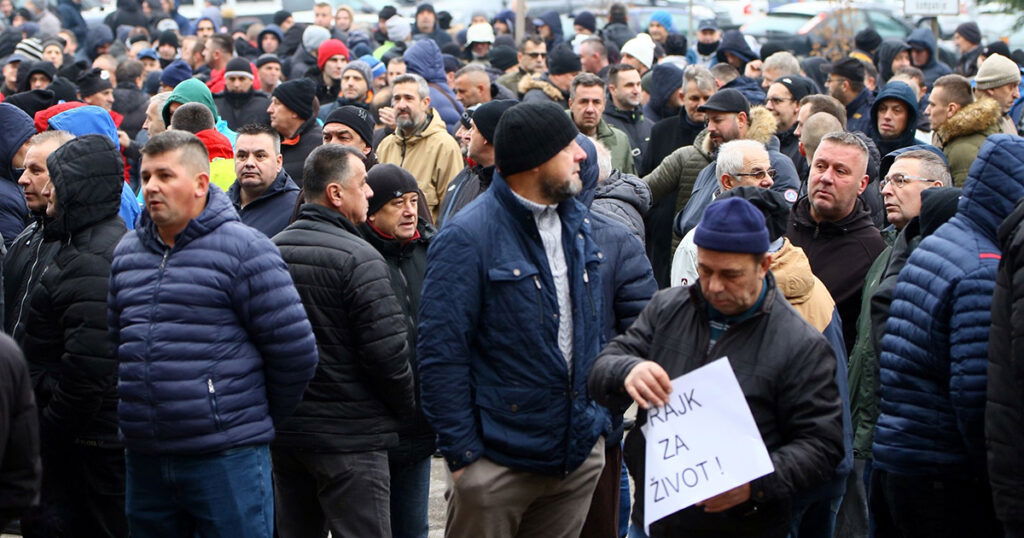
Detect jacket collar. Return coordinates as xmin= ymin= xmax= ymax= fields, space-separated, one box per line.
xmin=295 ymin=202 xmax=361 ymax=235
xmin=227 ymin=168 xmax=299 ymax=208
xmin=490 ymin=171 xmax=589 ymax=235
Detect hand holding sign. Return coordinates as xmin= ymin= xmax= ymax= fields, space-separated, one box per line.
xmin=625 ymin=361 xmax=672 ymax=409
xmin=642 ymin=357 xmax=774 ymax=533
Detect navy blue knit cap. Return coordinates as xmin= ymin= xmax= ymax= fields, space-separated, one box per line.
xmin=693 ymin=197 xmax=770 ymax=254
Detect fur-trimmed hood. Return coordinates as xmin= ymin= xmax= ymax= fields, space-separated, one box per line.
xmin=518 ymin=74 xmax=567 ymax=102
xmin=699 ymin=106 xmax=777 ymax=154
xmin=936 ymin=97 xmax=1002 ymax=144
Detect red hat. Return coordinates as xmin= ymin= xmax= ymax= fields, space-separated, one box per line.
xmin=317 ymin=39 xmax=350 ymax=70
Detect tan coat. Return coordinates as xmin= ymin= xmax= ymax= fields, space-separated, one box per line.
xmin=934 ymin=97 xmax=1002 ymax=186
xmin=377 ymin=109 xmax=465 ymax=220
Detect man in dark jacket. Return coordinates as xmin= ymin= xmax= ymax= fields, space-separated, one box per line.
xmin=227 ymin=123 xmax=299 ymax=237
xmin=766 ymin=75 xmax=815 ymax=179
xmin=520 ymin=43 xmax=579 ymax=109
xmin=19 ymin=134 xmax=127 ymax=537
xmin=112 ymin=59 xmax=149 ymax=140
xmin=823 ymin=58 xmax=874 ymax=134
xmin=907 ymin=27 xmax=952 ymax=88
xmin=868 ymin=81 xmax=919 ymax=158
xmin=418 ymin=102 xmax=607 ymax=536
xmin=268 ymin=78 xmax=323 ymax=185
xmin=643 ymin=64 xmax=716 ymax=175
xmin=412 ymin=3 xmax=452 ymax=47
xmin=0 ymin=103 xmax=32 ymax=250
xmin=213 ymin=57 xmax=271 ymax=131
xmin=876 ymin=39 xmax=912 ymax=87
xmin=589 ymin=196 xmax=843 ymax=538
xmin=436 ymin=99 xmax=513 ymax=227
xmin=3 ymin=130 xmax=67 ymax=339
xmin=109 ymin=131 xmax=319 ymax=536
xmin=953 ymin=23 xmax=983 ymax=77
xmin=787 ymin=132 xmax=886 ymax=354
xmin=989 ymin=184 xmax=1024 ymax=537
xmin=358 ymin=163 xmax=435 ymax=538
xmin=272 ymin=145 xmax=415 ymax=538
xmin=642 ymin=63 xmax=684 ymax=123
xmin=0 ymin=332 xmax=39 ymax=531
xmin=603 ymin=63 xmax=652 ymax=158
xmin=873 ymin=135 xmax=1022 ymax=537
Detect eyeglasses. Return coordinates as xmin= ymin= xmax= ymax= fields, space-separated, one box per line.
xmin=765 ymin=97 xmax=794 ymax=105
xmin=734 ymin=169 xmax=777 ymax=181
xmin=879 ymin=173 xmax=935 ymax=190
xmin=525 ymin=52 xmax=547 ymax=58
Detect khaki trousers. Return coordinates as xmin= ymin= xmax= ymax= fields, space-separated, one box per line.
xmin=445 ymin=439 xmax=606 ymax=538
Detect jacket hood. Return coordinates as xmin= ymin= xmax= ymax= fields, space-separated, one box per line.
xmin=646 ymin=63 xmax=684 ymax=119
xmin=84 ymin=24 xmax=113 ymax=60
xmin=870 ymin=81 xmax=919 ymax=154
xmin=721 ymin=75 xmax=766 ymax=106
xmin=700 ymin=106 xmax=776 ymax=155
xmin=576 ymin=133 xmax=599 ymax=207
xmin=162 ymin=78 xmax=220 ymax=126
xmin=48 ymin=105 xmax=122 ymax=150
xmin=792 ymin=195 xmax=877 ymax=236
xmin=137 ymin=183 xmax=239 ymax=250
xmin=716 ymin=30 xmax=757 ymax=65
xmin=906 ymin=28 xmax=939 ymax=69
xmin=195 ymin=128 xmax=234 ymax=160
xmin=957 ymin=134 xmax=1024 ymax=244
xmin=771 ymin=238 xmax=833 ymax=307
xmin=45 ymin=134 xmax=123 ymax=240
xmin=595 ymin=170 xmax=652 ymax=214
xmin=876 ymin=39 xmax=909 ymax=83
xmin=538 ymin=11 xmax=563 ymax=38
xmin=919 ymin=186 xmax=961 ymax=238
xmin=518 ymin=73 xmax=567 ymax=102
xmin=403 ymin=39 xmax=446 ymax=84
xmin=936 ymin=97 xmax=1002 ymax=144
xmin=879 ymin=143 xmax=947 ymax=180
xmin=257 ymin=25 xmax=284 ymax=53
xmin=0 ymin=103 xmax=35 ymax=180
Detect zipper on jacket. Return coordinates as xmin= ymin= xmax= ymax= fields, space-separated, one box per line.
xmin=13 ymin=231 xmax=46 ymax=336
xmin=207 ymin=377 xmax=222 ymax=429
xmin=144 ymin=246 xmax=172 ymax=436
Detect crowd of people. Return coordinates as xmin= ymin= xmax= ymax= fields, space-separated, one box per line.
xmin=1 ymin=1 xmax=1024 ymax=537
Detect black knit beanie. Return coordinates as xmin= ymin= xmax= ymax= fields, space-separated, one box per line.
xmin=547 ymin=43 xmax=581 ymax=75
xmin=324 ymin=105 xmax=374 ymax=147
xmin=472 ymin=99 xmax=516 ymax=144
xmin=77 ymin=67 xmax=113 ymax=97
xmin=272 ymin=78 xmax=316 ymax=121
xmin=366 ymin=163 xmax=419 ymax=216
xmin=494 ymin=101 xmax=579 ymax=176
xmin=854 ymin=28 xmax=882 ymax=54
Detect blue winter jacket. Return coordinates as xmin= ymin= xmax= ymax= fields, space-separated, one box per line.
xmin=417 ymin=169 xmax=608 ymax=476
xmin=874 ymin=134 xmax=1024 ymax=474
xmin=47 ymin=105 xmax=141 ymax=230
xmin=403 ymin=39 xmax=464 ymax=135
xmin=226 ymin=168 xmax=300 ymax=238
xmin=109 ymin=185 xmax=319 ymax=455
xmin=846 ymin=89 xmax=874 ymax=135
xmin=0 ymin=104 xmax=31 ymax=249
xmin=906 ymin=28 xmax=952 ymax=88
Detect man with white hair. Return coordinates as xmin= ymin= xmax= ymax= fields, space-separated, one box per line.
xmin=761 ymin=51 xmax=802 ymax=90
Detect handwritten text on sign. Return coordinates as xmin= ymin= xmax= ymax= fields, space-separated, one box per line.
xmin=642 ymin=357 xmax=774 ymax=532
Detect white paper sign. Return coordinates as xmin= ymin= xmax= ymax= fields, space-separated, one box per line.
xmin=642 ymin=357 xmax=774 ymax=532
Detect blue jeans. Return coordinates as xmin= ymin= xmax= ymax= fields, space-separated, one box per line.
xmin=125 ymin=445 xmax=273 ymax=538
xmin=389 ymin=455 xmax=431 ymax=538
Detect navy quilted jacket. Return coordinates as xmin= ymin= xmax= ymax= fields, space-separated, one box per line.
xmin=417 ymin=171 xmax=608 ymax=476
xmin=109 ymin=185 xmax=319 ymax=455
xmin=874 ymin=134 xmax=1024 ymax=474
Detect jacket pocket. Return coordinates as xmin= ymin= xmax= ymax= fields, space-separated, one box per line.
xmin=206 ymin=378 xmax=223 ymax=431
xmin=475 ymin=385 xmax=562 ymax=459
xmin=486 ymin=261 xmax=545 ymax=326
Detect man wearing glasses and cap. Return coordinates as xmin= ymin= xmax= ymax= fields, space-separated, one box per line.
xmin=766 ymin=75 xmax=816 ymax=179
xmin=823 ymin=57 xmax=874 ymax=134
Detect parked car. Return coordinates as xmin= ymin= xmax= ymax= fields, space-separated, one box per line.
xmin=742 ymin=2 xmax=912 ymax=56
xmin=593 ymin=4 xmax=722 ymax=38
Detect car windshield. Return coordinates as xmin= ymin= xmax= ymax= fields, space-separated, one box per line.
xmin=742 ymin=13 xmax=812 ymax=35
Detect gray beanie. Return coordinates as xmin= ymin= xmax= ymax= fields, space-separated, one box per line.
xmin=342 ymin=60 xmax=372 ymax=85
xmin=976 ymin=53 xmax=1021 ymax=90
xmin=302 ymin=25 xmax=331 ymax=52
xmin=386 ymin=15 xmax=411 ymax=42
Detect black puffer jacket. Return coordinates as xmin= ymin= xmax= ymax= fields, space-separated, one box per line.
xmin=988 ymin=197 xmax=1024 ymax=532
xmin=272 ymin=203 xmax=416 ymax=452
xmin=112 ymin=81 xmax=149 ymax=140
xmin=20 ymin=135 xmax=126 ymax=444
xmin=361 ymin=218 xmax=436 ymax=463
xmin=213 ymin=90 xmax=272 ymax=131
xmin=589 ymin=275 xmax=843 ymax=536
xmin=3 ymin=217 xmax=59 ymax=340
xmin=0 ymin=332 xmax=39 ymax=527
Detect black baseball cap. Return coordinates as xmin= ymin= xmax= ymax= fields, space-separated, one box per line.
xmin=697 ymin=88 xmax=750 ymax=115
xmin=821 ymin=57 xmax=865 ymax=84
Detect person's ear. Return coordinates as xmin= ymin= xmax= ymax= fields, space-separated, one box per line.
xmin=857 ymin=173 xmax=869 ymax=195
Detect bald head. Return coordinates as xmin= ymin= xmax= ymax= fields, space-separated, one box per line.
xmin=453 ymin=64 xmax=491 ymax=108
xmin=800 ymin=112 xmax=844 ymax=161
